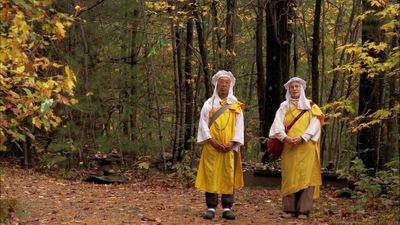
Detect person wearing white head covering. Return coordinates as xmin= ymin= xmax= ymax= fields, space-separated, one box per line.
xmin=267 ymin=77 xmax=324 ymax=219
xmin=195 ymin=70 xmax=245 ymax=220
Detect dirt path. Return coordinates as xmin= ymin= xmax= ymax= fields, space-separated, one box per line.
xmin=1 ymin=168 xmax=386 ymax=225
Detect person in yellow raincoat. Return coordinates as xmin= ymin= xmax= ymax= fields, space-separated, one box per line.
xmin=195 ymin=70 xmax=244 ymax=220
xmin=268 ymin=77 xmax=324 ymax=219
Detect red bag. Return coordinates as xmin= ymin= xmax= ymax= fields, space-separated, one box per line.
xmin=267 ymin=138 xmax=284 ymax=156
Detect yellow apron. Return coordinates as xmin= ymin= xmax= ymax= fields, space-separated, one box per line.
xmin=281 ymin=103 xmax=324 ymax=199
xmin=195 ymin=101 xmax=244 ymax=194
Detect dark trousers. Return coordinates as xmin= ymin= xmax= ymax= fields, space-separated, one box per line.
xmin=205 ymin=192 xmax=234 ymax=209
xmin=283 ymin=186 xmax=314 ymax=215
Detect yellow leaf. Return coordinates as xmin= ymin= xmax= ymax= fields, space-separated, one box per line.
xmin=55 ymin=21 xmax=66 ymax=37
xmin=374 ymin=42 xmax=387 ymax=53
xmin=44 ymin=79 xmax=56 ymax=89
xmin=63 ymin=78 xmax=75 ymax=92
xmin=370 ymin=109 xmax=392 ymax=119
xmin=10 ymin=119 xmax=18 ymax=126
xmin=74 ymin=5 xmax=81 ymax=13
xmin=138 ymin=162 xmax=150 ymax=170
xmin=15 ymin=65 xmax=25 ymax=73
xmin=370 ymin=0 xmax=386 ymax=7
xmin=64 ymin=65 xmax=76 ymax=81
xmin=70 ymin=98 xmax=79 ymax=105
xmin=52 ymin=63 xmax=63 ymax=68
xmin=57 ymin=94 xmax=70 ymax=105
xmin=32 ymin=116 xmax=42 ymax=129
xmin=54 ymin=116 xmax=62 ymax=124
xmin=54 ymin=87 xmax=62 ymax=93
xmin=380 ymin=19 xmax=397 ymax=32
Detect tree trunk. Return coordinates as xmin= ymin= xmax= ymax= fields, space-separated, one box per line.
xmin=22 ymin=138 xmax=33 ymax=169
xmin=385 ymin=34 xmax=399 ymax=165
xmin=211 ymin=1 xmax=222 ymax=70
xmin=358 ymin=0 xmax=385 ymax=170
xmin=195 ymin=9 xmax=212 ymax=98
xmin=358 ymin=78 xmax=381 ymax=170
xmin=323 ymin=1 xmax=359 ymax=164
xmin=256 ymin=0 xmax=267 ymax=149
xmin=327 ymin=2 xmax=348 ymax=103
xmin=292 ymin=7 xmax=298 ymax=76
xmin=320 ymin=1 xmax=326 ymax=104
xmin=171 ymin=21 xmax=183 ymax=163
xmin=300 ymin=8 xmax=312 ymax=81
xmin=386 ymin=76 xmax=399 ymax=162
xmin=225 ymin=0 xmax=236 ymax=72
xmin=78 ymin=19 xmax=92 ymax=165
xmin=183 ymin=18 xmax=194 ymax=160
xmin=280 ymin=1 xmax=292 ymax=84
xmin=265 ymin=1 xmax=281 ymax=131
xmin=265 ymin=0 xmax=292 ymax=130
xmin=311 ymin=0 xmax=321 ymax=105
xmin=128 ymin=8 xmax=140 ymax=141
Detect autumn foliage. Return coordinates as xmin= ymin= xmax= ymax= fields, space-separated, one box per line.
xmin=0 ymin=0 xmax=77 ymax=151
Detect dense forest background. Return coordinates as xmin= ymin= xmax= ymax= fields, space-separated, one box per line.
xmin=0 ymin=0 xmax=399 ymax=174
xmin=0 ymin=0 xmax=399 ymax=223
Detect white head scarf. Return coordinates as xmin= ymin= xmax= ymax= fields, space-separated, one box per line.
xmin=283 ymin=77 xmax=311 ymax=110
xmin=211 ymin=70 xmax=237 ymax=107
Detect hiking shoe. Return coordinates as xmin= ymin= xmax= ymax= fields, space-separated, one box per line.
xmin=203 ymin=210 xmax=215 ymax=220
xmin=298 ymin=214 xmax=309 ymax=219
xmin=222 ymin=210 xmax=236 ymax=220
xmin=281 ymin=212 xmax=296 ymax=218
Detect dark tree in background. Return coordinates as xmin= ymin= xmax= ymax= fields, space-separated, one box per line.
xmin=171 ymin=19 xmax=183 ymax=163
xmin=256 ymin=0 xmax=267 ymax=148
xmin=195 ymin=6 xmax=212 ymax=99
xmin=6 ymin=0 xmax=396 ymax=173
xmin=183 ymin=16 xmax=194 ymax=160
xmin=225 ymin=0 xmax=237 ymax=72
xmin=264 ymin=0 xmax=293 ymax=131
xmin=358 ymin=0 xmax=385 ymax=170
xmin=311 ymin=0 xmax=322 ymax=105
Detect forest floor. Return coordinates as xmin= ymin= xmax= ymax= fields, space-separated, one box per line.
xmin=1 ymin=167 xmax=398 ymax=225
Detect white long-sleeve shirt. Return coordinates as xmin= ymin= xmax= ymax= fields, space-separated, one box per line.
xmin=269 ymin=102 xmax=321 ymax=143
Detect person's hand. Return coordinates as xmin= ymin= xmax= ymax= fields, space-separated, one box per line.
xmin=208 ymin=138 xmax=225 ymax=152
xmin=284 ymin=136 xmax=303 ymax=145
xmin=224 ymin=141 xmax=235 ymax=152
xmin=284 ymin=136 xmax=295 ymax=144
xmin=292 ymin=136 xmax=303 ymax=145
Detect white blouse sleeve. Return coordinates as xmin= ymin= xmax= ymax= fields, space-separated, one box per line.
xmin=268 ymin=105 xmax=288 ymax=142
xmin=301 ymin=114 xmax=321 ymax=143
xmin=231 ymin=110 xmax=244 ymax=151
xmin=197 ymin=103 xmax=212 ymax=144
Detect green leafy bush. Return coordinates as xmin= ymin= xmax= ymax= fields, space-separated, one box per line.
xmin=338 ymin=157 xmax=400 ymax=210
xmin=171 ymin=150 xmax=197 ymax=187
xmin=0 ymin=198 xmax=26 ymax=224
